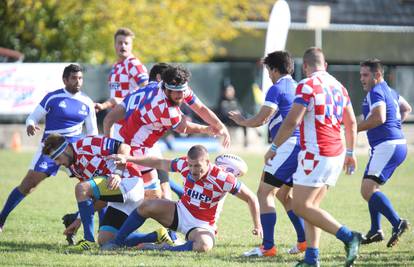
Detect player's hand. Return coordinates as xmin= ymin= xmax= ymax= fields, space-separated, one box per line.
xmin=264 ymin=149 xmax=276 ymax=166
xmin=218 ymin=126 xmax=231 ymax=148
xmin=252 ymin=227 xmax=263 ymax=239
xmin=106 ymin=154 xmax=128 ymax=165
xmin=107 ymin=174 xmax=121 ymax=190
xmin=95 ymin=102 xmax=105 ymax=113
xmin=228 ymin=110 xmax=245 ymax=125
xmin=63 ymin=218 xmax=81 ymax=235
xmin=26 ymin=124 xmax=40 ymax=136
xmin=343 ymin=154 xmax=357 ymax=175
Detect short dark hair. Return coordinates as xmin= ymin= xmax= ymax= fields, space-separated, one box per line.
xmin=62 ymin=64 xmax=83 ymax=79
xmin=161 ymin=65 xmax=191 ymax=89
xmin=303 ymin=47 xmax=325 ymax=68
xmin=149 ymin=63 xmax=170 ymax=81
xmin=360 ymin=58 xmax=384 ymax=75
xmin=42 ymin=133 xmax=66 ymax=156
xmin=263 ymin=50 xmax=294 ymax=75
xmin=114 ymin=28 xmax=135 ymax=40
xmin=187 ymin=145 xmax=208 ymax=160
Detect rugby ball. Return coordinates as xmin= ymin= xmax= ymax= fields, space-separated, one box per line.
xmin=214 ymin=153 xmax=248 ymax=177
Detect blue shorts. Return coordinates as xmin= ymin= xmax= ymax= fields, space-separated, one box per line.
xmin=364 ymin=139 xmax=407 ymax=185
xmin=30 ymin=146 xmax=60 ymax=176
xmin=263 ymin=136 xmax=300 ymax=185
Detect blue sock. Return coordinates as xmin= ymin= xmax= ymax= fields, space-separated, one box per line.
xmin=78 ymin=199 xmax=95 ymax=242
xmin=163 ymin=240 xmax=193 ymax=251
xmin=0 ymin=187 xmax=25 ymax=226
xmin=124 ymin=232 xmax=157 ymax=247
xmin=368 ymin=197 xmax=382 ymax=233
xmin=336 ymin=226 xmax=353 ymax=243
xmin=98 ymin=206 xmax=108 ymax=227
xmin=261 ymin=212 xmax=276 ymax=250
xmin=304 ymin=247 xmax=319 ymax=265
xmin=114 ymin=209 xmax=147 ymax=245
xmin=168 ymin=229 xmax=178 ymax=241
xmin=369 ymin=191 xmax=400 ymax=229
xmin=169 ymin=179 xmax=184 ymax=198
xmin=287 ymin=210 xmax=306 ymax=242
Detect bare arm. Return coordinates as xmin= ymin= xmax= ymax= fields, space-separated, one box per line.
xmin=95 ymin=97 xmax=122 ymax=112
xmin=174 ymin=118 xmax=217 ymax=136
xmin=228 ymin=105 xmax=275 ymax=128
xmin=342 ymin=104 xmax=358 ymax=174
xmin=264 ymin=103 xmax=306 ymax=164
xmin=399 ymin=96 xmax=412 ymax=122
xmin=357 ymin=104 xmax=385 ymax=132
xmin=235 ymin=183 xmax=263 ymax=238
xmin=188 ymin=101 xmax=230 ymax=147
xmin=103 ymin=104 xmax=126 ymax=136
xmin=107 ymin=154 xmax=172 ymax=172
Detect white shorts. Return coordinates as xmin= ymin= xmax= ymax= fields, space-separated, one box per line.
xmin=293 ymin=150 xmax=345 ymax=187
xmin=176 ymin=201 xmax=216 ymax=237
xmin=109 ymin=177 xmax=144 ymax=215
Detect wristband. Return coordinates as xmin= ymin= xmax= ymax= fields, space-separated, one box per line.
xmin=270 ymin=143 xmax=278 ymax=152
xmin=346 ymin=149 xmax=354 ymax=157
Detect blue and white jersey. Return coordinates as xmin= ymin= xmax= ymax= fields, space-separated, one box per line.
xmin=362 ymin=81 xmax=404 ymax=147
xmin=120 ymin=81 xmax=160 ymax=120
xmin=264 ymin=75 xmax=299 ymax=139
xmin=26 ymin=88 xmax=98 ymax=143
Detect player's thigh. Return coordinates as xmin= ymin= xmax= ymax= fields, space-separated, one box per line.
xmin=138 ymin=199 xmax=176 ymax=226
xmin=292 ymin=184 xmax=326 ymax=210
xmin=188 ymin=228 xmax=215 ymax=252
xmin=19 ymin=170 xmax=49 ymax=193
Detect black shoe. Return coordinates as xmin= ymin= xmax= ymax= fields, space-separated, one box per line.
xmin=361 ymin=230 xmax=384 ymax=245
xmin=387 ymin=219 xmax=410 ymax=248
xmin=62 ymin=212 xmax=78 ymax=245
xmin=344 ymin=232 xmax=363 ymax=267
xmin=294 ymin=260 xmax=320 ymax=267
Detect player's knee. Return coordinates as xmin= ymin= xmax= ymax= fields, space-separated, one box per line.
xmin=75 ymin=182 xmax=90 ymax=199
xmin=137 ymin=200 xmax=152 ymax=217
xmin=97 ymin=231 xmax=114 ymax=246
xmin=192 ymin=239 xmax=213 ymax=252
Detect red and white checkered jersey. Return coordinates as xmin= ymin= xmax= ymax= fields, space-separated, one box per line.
xmin=120 ymin=86 xmax=196 ymax=148
xmin=69 ymin=135 xmax=141 ymax=181
xmin=108 ymin=56 xmax=149 ymax=98
xmin=170 ymin=157 xmax=242 ymax=226
xmin=294 ymin=71 xmax=351 ymax=157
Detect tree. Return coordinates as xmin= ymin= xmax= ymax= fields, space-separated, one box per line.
xmin=0 ymin=0 xmax=274 ymax=63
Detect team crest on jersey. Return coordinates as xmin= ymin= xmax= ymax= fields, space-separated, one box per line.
xmin=59 ymin=101 xmax=67 ymax=108
xmin=78 ymin=104 xmax=88 ymax=116
xmin=39 ymin=161 xmax=48 ymax=169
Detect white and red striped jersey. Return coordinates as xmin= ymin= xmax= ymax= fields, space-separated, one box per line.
xmin=294 ymin=71 xmax=351 ymax=157
xmin=108 ymin=56 xmax=148 ymax=98
xmin=69 ymin=135 xmax=140 ymax=181
xmin=120 ymin=85 xmax=197 ymax=147
xmin=170 ymin=157 xmax=242 ymax=226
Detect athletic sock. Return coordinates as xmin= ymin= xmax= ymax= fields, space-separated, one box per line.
xmin=78 ymin=199 xmax=95 ymax=242
xmin=114 ymin=209 xmax=147 ymax=245
xmin=169 ymin=179 xmax=184 ymax=198
xmin=287 ymin=210 xmax=306 ymax=242
xmin=369 ymin=191 xmax=400 ymax=229
xmin=98 ymin=205 xmax=108 ymax=228
xmin=124 ymin=232 xmax=157 ymax=247
xmin=164 ymin=240 xmax=193 ymax=251
xmin=368 ymin=196 xmax=382 ymax=233
xmin=304 ymin=247 xmax=319 ymax=265
xmin=261 ymin=212 xmax=276 ymax=250
xmin=336 ymin=226 xmax=353 ymax=243
xmin=0 ymin=187 xmax=25 ymax=226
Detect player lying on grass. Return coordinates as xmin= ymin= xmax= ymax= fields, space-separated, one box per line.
xmin=101 ymin=145 xmax=262 ymax=252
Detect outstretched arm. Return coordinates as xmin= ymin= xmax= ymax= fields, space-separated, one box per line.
xmin=229 ymin=105 xmax=275 ymax=128
xmin=235 ymin=183 xmax=263 ymax=238
xmin=188 ymin=101 xmax=230 ymax=148
xmin=107 ymin=154 xmax=172 ymax=172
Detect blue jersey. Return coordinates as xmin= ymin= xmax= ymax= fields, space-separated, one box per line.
xmin=264 ymin=75 xmax=299 ymax=139
xmin=121 ymin=81 xmax=159 ymax=120
xmin=30 ymin=88 xmax=98 ymax=142
xmin=362 ymin=81 xmax=404 ymax=147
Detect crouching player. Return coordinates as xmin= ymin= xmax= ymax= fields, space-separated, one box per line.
xmin=42 ymin=133 xmax=173 ymax=252
xmin=101 ymin=145 xmax=262 ymax=252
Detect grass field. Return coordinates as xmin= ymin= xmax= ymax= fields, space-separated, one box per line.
xmin=0 ymin=149 xmax=413 ymax=266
